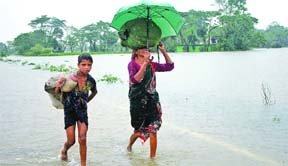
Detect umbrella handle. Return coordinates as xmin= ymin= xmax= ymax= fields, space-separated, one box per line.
xmin=156 ymin=43 xmax=161 ymax=63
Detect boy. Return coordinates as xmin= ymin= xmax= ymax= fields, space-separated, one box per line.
xmin=56 ymin=53 xmax=97 ymax=166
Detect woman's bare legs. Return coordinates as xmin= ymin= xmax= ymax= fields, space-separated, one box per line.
xmin=149 ymin=132 xmax=157 ymax=159
xmin=127 ymin=132 xmax=141 ymax=152
xmin=150 ymin=103 xmax=161 ymax=159
xmin=128 ymin=103 xmax=161 ymax=158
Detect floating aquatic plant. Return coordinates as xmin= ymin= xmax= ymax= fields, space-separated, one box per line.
xmin=32 ymin=63 xmax=76 ymax=73
xmin=272 ymin=116 xmax=280 ymax=123
xmin=2 ymin=57 xmax=121 ymax=84
xmin=98 ymin=74 xmax=123 ymax=84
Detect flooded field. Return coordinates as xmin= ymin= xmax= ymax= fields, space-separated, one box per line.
xmin=0 ymin=48 xmax=287 ymax=166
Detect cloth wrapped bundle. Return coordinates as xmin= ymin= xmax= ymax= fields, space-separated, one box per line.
xmin=118 ymin=18 xmax=161 ymax=49
xmin=44 ymin=74 xmax=77 ymax=109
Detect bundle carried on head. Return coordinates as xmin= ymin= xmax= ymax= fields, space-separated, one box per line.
xmin=118 ymin=18 xmax=161 ymax=49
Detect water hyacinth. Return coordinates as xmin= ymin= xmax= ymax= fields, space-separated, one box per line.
xmin=1 ymin=57 xmax=122 ymax=84
xmin=97 ymin=74 xmax=123 ymax=84
xmin=32 ymin=63 xmax=76 ymax=73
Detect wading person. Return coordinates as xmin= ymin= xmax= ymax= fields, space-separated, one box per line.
xmin=127 ymin=42 xmax=174 ymax=159
xmin=55 ymin=53 xmax=97 ymax=166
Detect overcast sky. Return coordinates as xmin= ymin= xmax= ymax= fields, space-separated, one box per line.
xmin=1 ymin=0 xmax=287 ymax=43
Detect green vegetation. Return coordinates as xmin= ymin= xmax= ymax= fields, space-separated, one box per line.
xmin=0 ymin=57 xmax=21 ymax=63
xmin=262 ymin=23 xmax=288 ymax=48
xmin=272 ymin=116 xmax=280 ymax=123
xmin=97 ymin=74 xmax=123 ymax=84
xmin=32 ymin=63 xmax=75 ymax=73
xmin=0 ymin=42 xmax=8 ymax=56
xmin=0 ymin=57 xmax=75 ymax=73
xmin=25 ymin=44 xmax=53 ymax=56
xmin=1 ymin=0 xmax=288 ymax=55
xmin=0 ymin=57 xmax=122 ymax=84
xmin=261 ymin=82 xmax=276 ymax=106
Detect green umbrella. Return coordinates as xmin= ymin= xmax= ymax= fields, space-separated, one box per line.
xmin=111 ymin=0 xmax=185 ymax=49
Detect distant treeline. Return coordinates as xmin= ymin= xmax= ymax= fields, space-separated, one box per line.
xmin=1 ymin=0 xmax=288 ymax=56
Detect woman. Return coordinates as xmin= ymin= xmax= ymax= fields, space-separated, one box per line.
xmin=127 ymin=43 xmax=174 ymax=159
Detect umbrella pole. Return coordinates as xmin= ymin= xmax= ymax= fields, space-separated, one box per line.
xmin=146 ymin=7 xmax=160 ymax=62
xmin=146 ymin=7 xmax=156 ymax=61
xmin=146 ymin=7 xmax=150 ymax=50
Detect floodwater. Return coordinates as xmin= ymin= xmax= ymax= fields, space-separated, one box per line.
xmin=0 ymin=48 xmax=287 ymax=166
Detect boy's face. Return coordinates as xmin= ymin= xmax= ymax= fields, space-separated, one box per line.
xmin=78 ymin=59 xmax=92 ymax=75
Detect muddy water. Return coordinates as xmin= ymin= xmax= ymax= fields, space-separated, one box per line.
xmin=0 ymin=48 xmax=287 ymax=166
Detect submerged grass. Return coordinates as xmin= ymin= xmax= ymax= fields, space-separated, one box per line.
xmin=1 ymin=57 xmax=122 ymax=84
xmin=97 ymin=74 xmax=123 ymax=84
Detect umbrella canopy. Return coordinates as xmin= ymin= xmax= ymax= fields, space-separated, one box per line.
xmin=111 ymin=0 xmax=185 ymax=39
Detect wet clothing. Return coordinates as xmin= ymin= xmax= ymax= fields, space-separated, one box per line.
xmin=128 ymin=60 xmax=174 ymax=143
xmin=62 ymin=74 xmax=97 ymax=129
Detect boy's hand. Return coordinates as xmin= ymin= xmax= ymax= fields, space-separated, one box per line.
xmin=55 ymin=77 xmax=66 ymax=88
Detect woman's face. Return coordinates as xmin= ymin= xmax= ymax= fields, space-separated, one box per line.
xmin=136 ymin=49 xmax=150 ymax=63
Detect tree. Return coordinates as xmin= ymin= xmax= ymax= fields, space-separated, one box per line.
xmin=0 ymin=42 xmax=8 ymax=56
xmin=180 ymin=10 xmax=220 ymax=51
xmin=215 ymin=0 xmax=247 ymax=15
xmin=264 ymin=22 xmax=288 ymax=48
xmin=64 ymin=26 xmax=79 ymax=52
xmin=214 ymin=14 xmax=256 ymax=50
xmin=212 ymin=0 xmax=258 ymax=51
xmin=96 ymin=21 xmax=118 ymax=52
xmin=250 ymin=29 xmax=266 ymax=48
xmin=28 ymin=15 xmax=51 ymax=30
xmin=13 ymin=30 xmax=48 ymax=55
xmin=80 ymin=21 xmax=118 ymax=52
xmin=82 ymin=23 xmax=99 ymax=52
xmin=29 ymin=15 xmax=66 ymax=52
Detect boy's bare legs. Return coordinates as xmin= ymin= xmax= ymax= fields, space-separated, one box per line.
xmin=77 ymin=121 xmax=88 ymax=166
xmin=150 ymin=132 xmax=157 ymax=159
xmin=127 ymin=132 xmax=141 ymax=152
xmin=61 ymin=125 xmax=76 ymax=161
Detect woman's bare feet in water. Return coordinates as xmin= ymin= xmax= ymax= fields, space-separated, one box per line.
xmin=60 ymin=148 xmax=68 ymax=161
xmin=127 ymin=145 xmax=132 ymax=152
